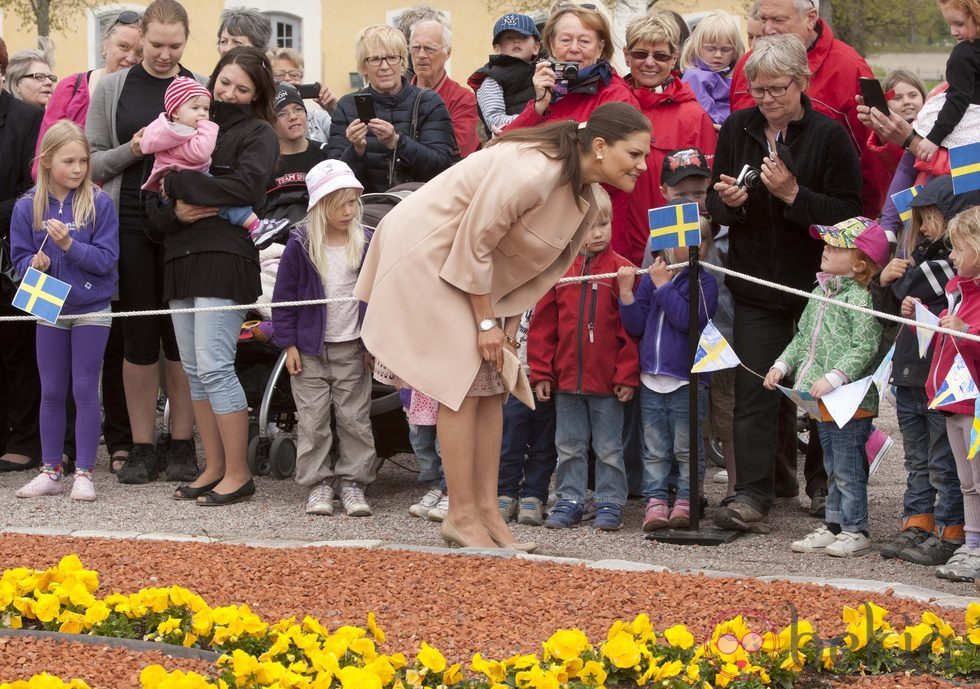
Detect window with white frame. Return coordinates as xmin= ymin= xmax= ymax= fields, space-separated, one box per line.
xmin=266 ymin=12 xmax=301 ymax=50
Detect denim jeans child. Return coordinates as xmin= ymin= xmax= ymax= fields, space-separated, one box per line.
xmin=817 ymin=416 xmax=873 ymax=533
xmin=639 ymin=383 xmax=708 ymax=501
xmin=553 ymin=393 xmax=627 ymax=506
xmin=409 ymin=424 xmax=445 ymax=490
xmin=498 ymin=394 xmax=557 ymax=502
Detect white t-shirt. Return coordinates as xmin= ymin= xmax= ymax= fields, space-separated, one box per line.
xmin=323 ymin=245 xmax=360 ymax=342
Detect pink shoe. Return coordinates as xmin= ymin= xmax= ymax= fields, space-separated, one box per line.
xmin=668 ymin=499 xmax=690 ymax=529
xmin=16 ymin=471 xmax=64 ymax=498
xmin=865 ymin=428 xmax=893 ymax=478
xmin=643 ymin=498 xmax=669 ymax=532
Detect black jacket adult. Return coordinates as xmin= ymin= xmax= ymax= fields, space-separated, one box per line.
xmin=146 ymin=101 xmax=278 ymax=263
xmin=706 ymin=94 xmax=862 ymax=312
xmin=326 ymin=78 xmax=457 ymax=193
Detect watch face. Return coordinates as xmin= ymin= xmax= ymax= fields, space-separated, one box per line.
xmin=479 ymin=318 xmax=496 ymax=331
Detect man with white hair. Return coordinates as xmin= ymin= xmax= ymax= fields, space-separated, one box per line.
xmin=730 ymin=0 xmax=888 ymax=219
xmin=410 ymin=19 xmax=480 ymax=157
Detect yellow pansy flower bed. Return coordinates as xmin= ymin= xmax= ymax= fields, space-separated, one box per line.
xmin=0 ymin=556 xmax=978 ymax=688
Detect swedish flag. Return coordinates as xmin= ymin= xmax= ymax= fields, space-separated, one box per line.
xmin=950 ymin=141 xmax=980 ymax=195
xmin=12 ymin=267 xmax=72 ymax=324
xmin=969 ymin=397 xmax=980 ymax=460
xmin=929 ymin=353 xmax=978 ymax=410
xmin=692 ymin=320 xmax=740 ymax=373
xmin=648 ymin=202 xmax=700 ymax=251
xmin=890 ymin=185 xmax=921 ymax=227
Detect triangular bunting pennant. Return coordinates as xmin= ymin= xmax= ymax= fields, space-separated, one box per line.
xmin=871 ymin=344 xmax=895 ymax=396
xmin=822 ymin=377 xmax=874 ymax=429
xmin=691 ymin=320 xmax=740 ymax=373
xmin=915 ymin=301 xmax=939 ymax=358
xmin=776 ymin=384 xmax=824 ymax=420
xmin=929 ymin=353 xmax=979 ymax=409
xmin=969 ymin=397 xmax=980 ymax=460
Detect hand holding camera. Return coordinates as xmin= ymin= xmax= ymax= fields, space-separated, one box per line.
xmin=713 ymin=172 xmax=749 ymax=209
xmin=532 ymin=60 xmax=557 ymax=114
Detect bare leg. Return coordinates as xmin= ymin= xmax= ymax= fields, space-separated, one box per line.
xmin=473 ymin=394 xmax=517 ymax=545
xmin=123 ymin=361 xmax=160 ymax=444
xmin=163 ymin=359 xmax=195 ymax=439
xmin=438 ymin=397 xmax=496 ymax=548
xmin=186 ymin=400 xmax=224 ymax=487
xmin=204 ymin=409 xmax=250 ymax=496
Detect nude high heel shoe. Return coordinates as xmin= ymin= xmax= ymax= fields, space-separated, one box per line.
xmin=488 ymin=532 xmax=538 ymax=553
xmin=441 ymin=518 xmax=474 ymax=547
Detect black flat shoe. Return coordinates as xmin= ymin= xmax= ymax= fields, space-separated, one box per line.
xmin=197 ymin=478 xmax=255 ymax=506
xmin=173 ymin=478 xmax=221 ymax=501
xmin=0 ymin=456 xmax=40 ymax=472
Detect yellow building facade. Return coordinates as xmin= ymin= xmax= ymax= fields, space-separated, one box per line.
xmin=1 ymin=1 xmax=749 ymax=95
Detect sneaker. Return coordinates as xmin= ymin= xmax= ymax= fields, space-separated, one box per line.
xmin=544 ymin=499 xmax=584 ymax=529
xmin=713 ymin=499 xmax=771 ymax=534
xmin=899 ymin=533 xmax=960 ymax=566
xmin=409 ymin=488 xmax=442 ymax=518
xmin=642 ymin=498 xmax=669 ymax=532
xmin=791 ymin=524 xmax=838 ymax=553
xmin=517 ymin=497 xmax=545 ymax=526
xmin=306 ymin=484 xmax=334 ymax=515
xmin=427 ymin=494 xmax=449 ymax=522
xmin=593 ymin=502 xmax=623 ymax=531
xmin=117 ymin=444 xmax=159 ymax=485
xmin=15 ymin=471 xmax=64 ymax=498
xmin=668 ymin=499 xmax=691 ymax=529
xmin=935 ymin=545 xmax=980 ymax=581
xmin=252 ymin=218 xmax=292 ymax=249
xmin=808 ymin=488 xmax=828 ymax=518
xmin=70 ymin=474 xmax=96 ymax=502
xmin=163 ymin=439 xmax=199 ymax=483
xmin=498 ymin=495 xmax=518 ymax=522
xmin=880 ymin=527 xmax=930 ymax=559
xmin=825 ymin=531 xmax=871 ymax=557
xmin=340 ymin=483 xmax=371 ymax=517
xmin=712 ymin=469 xmax=728 ymax=485
xmin=865 ymin=428 xmax=892 ymax=477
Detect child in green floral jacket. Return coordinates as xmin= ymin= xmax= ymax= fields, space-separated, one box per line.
xmin=764 ymin=217 xmax=890 ymax=558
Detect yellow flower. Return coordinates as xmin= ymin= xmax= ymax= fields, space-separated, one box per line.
xmin=417 ymin=642 xmax=447 ymax=673
xmin=230 ymin=649 xmax=260 ymax=680
xmin=504 ymin=654 xmax=540 ymax=670
xmin=714 ymin=663 xmax=740 ymax=688
xmin=601 ymin=631 xmax=641 ymax=669
xmin=157 ymin=617 xmax=183 ymax=637
xmin=364 ymin=656 xmax=398 ymax=686
xmin=350 ymin=637 xmax=378 ymax=661
xmin=182 ymin=632 xmax=198 ymax=648
xmin=819 ymin=646 xmax=836 ymax=670
xmin=579 ymin=660 xmax=606 ymax=686
xmin=139 ymin=665 xmax=168 ymax=689
xmin=966 ymin=601 xmax=980 ymax=629
xmin=922 ymin=611 xmax=956 ymax=638
xmin=562 ymin=657 xmax=583 ymax=678
xmin=471 ymin=653 xmax=506 ymax=683
xmin=57 ymin=611 xmax=83 ymax=635
xmin=339 ymin=666 xmax=382 ymax=689
xmin=443 ymin=662 xmax=463 ymax=685
xmin=886 ymin=623 xmax=933 ymax=652
xmin=191 ymin=608 xmax=213 ymax=636
xmin=543 ymin=629 xmax=591 ymax=661
xmin=33 ymin=593 xmax=59 ymax=623
xmin=514 ymin=665 xmax=560 ymax=689
xmin=663 ymin=624 xmax=695 ymax=650
xmin=969 ymin=628 xmax=980 ymax=646
xmin=631 ymin=613 xmax=655 ymax=643
xmin=367 ymin=612 xmax=386 ymax=643
xmin=81 ymin=601 xmax=109 ymax=628
xmin=685 ymin=662 xmax=700 ymax=682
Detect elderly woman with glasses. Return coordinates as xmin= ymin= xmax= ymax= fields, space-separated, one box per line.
xmin=326 ymin=24 xmax=457 ymax=192
xmin=705 ymin=34 xmax=863 ymax=535
xmin=3 ymin=49 xmax=56 ymax=109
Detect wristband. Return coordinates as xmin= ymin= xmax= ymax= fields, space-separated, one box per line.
xmin=901 ymin=132 xmax=915 ymax=150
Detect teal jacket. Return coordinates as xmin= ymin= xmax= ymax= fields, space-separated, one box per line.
xmin=776 ymin=274 xmax=883 ymax=416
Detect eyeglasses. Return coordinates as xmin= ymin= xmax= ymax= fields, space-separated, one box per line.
xmin=273 ymin=70 xmax=304 ymax=80
xmin=628 ymin=50 xmax=674 ymax=63
xmin=409 ymin=45 xmax=444 ymax=55
xmin=748 ymin=81 xmax=794 ymax=99
xmin=365 ymin=55 xmax=404 ymax=67
xmin=21 ymin=73 xmax=58 ymax=84
xmin=702 ymin=44 xmax=735 ymax=55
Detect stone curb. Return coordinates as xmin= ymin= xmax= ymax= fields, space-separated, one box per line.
xmin=0 ymin=628 xmax=221 ymax=662
xmin=3 ymin=528 xmax=973 ymax=610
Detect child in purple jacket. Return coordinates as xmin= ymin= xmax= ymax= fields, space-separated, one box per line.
xmin=271 ymin=160 xmax=378 ymax=518
xmin=679 ymin=12 xmax=744 ymax=127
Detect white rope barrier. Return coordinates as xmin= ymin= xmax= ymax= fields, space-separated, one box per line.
xmin=3 ymin=261 xmax=979 ymax=344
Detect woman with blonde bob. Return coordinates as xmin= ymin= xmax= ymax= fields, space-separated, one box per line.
xmin=680 ymin=11 xmax=744 ymax=126
xmin=326 ymin=24 xmax=456 ymax=192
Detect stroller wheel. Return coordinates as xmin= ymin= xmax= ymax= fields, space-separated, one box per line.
xmin=247 ymin=435 xmax=271 ymax=476
xmin=270 ymin=437 xmax=296 ymax=479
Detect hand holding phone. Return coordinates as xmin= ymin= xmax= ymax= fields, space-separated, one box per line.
xmin=859 ymin=77 xmax=890 ymax=116
xmin=353 ymin=93 xmax=376 ymax=124
xmin=296 ymin=83 xmax=321 ymax=100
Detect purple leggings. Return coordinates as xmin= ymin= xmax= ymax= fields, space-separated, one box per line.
xmin=37 ymin=324 xmax=110 ymax=472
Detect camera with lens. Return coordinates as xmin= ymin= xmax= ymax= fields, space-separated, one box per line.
xmin=548 ymin=59 xmax=579 ymax=82
xmin=736 ymin=164 xmax=762 ymax=190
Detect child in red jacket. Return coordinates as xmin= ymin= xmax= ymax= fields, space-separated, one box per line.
xmin=528 ymin=189 xmax=639 ymax=531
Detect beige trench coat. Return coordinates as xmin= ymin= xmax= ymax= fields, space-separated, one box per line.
xmin=353 ymin=142 xmax=599 ymax=411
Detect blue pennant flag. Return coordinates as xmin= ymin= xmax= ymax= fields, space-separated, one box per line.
xmin=929 ymin=353 xmax=979 ymax=410
xmin=11 ymin=267 xmax=72 ymax=324
xmin=648 ymin=202 xmax=700 ymax=251
xmin=970 ymin=397 xmax=980 ymax=460
xmin=692 ymin=320 xmax=740 ymax=373
xmin=950 ymin=141 xmax=980 ymax=195
xmin=891 ymin=185 xmax=922 ymax=227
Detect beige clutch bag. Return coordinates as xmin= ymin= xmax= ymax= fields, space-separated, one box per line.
xmin=501 ymin=349 xmax=536 ymax=410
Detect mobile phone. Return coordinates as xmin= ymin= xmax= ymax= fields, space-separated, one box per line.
xmin=774 ymin=142 xmax=796 ymax=176
xmin=859 ymin=77 xmax=890 ymax=115
xmin=353 ymin=93 xmax=376 ymax=124
xmin=296 ymin=82 xmax=321 ymax=99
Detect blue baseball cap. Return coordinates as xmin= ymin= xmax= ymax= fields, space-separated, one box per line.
xmin=493 ymin=13 xmax=540 ymax=43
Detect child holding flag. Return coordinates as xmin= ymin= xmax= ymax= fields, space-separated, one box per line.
xmin=9 ymin=121 xmax=119 ymax=501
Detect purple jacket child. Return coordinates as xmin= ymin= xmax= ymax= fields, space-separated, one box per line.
xmin=682 ymin=59 xmax=732 ymax=126
xmin=271 ymin=226 xmax=373 ymax=356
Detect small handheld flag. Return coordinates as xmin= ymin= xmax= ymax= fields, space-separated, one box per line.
xmin=11 ymin=267 xmax=71 ymax=324
xmin=692 ymin=320 xmax=740 ymax=373
xmin=915 ymin=301 xmax=939 ymax=358
xmin=648 ymin=202 xmax=700 ymax=251
xmin=950 ymin=141 xmax=980 ymax=195
xmin=969 ymin=397 xmax=980 ymax=460
xmin=890 ymin=185 xmax=922 ymax=227
xmin=929 ymin=353 xmax=978 ymax=409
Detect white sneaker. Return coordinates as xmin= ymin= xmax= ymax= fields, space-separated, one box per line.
xmin=427 ymin=494 xmax=449 ymax=522
xmin=791 ymin=524 xmax=837 ymax=553
xmin=825 ymin=530 xmax=871 ymax=557
xmin=340 ymin=483 xmax=372 ymax=517
xmin=409 ymin=488 xmax=443 ymax=518
xmin=70 ymin=475 xmax=96 ymax=502
xmin=16 ymin=472 xmax=63 ymax=498
xmin=498 ymin=495 xmax=518 ymax=522
xmin=306 ymin=484 xmax=334 ymax=515
xmin=935 ymin=545 xmax=980 ymax=581
xmin=712 ymin=469 xmax=728 ymax=484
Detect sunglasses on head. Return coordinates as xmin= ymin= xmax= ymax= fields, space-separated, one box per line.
xmin=558 ymin=3 xmax=599 ymax=10
xmin=112 ymin=10 xmax=141 ymax=28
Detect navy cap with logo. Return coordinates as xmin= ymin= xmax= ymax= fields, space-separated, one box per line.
xmin=492 ymin=13 xmax=540 ymax=43
xmin=661 ymin=148 xmax=711 ymax=187
xmin=274 ymin=82 xmax=306 ymax=113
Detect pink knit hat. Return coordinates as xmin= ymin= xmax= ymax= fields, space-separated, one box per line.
xmin=164 ymin=77 xmax=211 ymax=119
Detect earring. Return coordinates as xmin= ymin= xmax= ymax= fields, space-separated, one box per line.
xmin=596 ymin=154 xmax=603 ymax=160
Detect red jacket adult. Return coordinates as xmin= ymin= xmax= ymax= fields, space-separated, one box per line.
xmin=413 ymin=73 xmax=481 ymax=158
xmin=729 ymin=19 xmax=887 ymax=218
xmin=925 ymin=276 xmax=980 ymax=416
xmin=617 ymin=73 xmax=717 ymax=265
xmin=528 ymin=247 xmax=640 ymax=396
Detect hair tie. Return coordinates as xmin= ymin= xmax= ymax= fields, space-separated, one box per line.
xmin=577 ymin=121 xmax=587 ymax=130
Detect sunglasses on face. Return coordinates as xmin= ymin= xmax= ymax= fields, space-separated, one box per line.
xmin=628 ymin=50 xmax=674 ymax=63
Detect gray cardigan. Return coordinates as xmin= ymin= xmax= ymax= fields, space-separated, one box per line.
xmin=86 ymin=66 xmax=206 ymax=208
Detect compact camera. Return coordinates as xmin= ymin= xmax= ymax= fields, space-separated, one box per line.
xmin=548 ymin=59 xmax=579 ymax=82
xmin=736 ymin=164 xmax=762 ymax=190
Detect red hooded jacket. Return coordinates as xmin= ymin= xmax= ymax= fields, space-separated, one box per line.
xmin=528 ymin=247 xmax=640 ymax=395
xmin=614 ymin=74 xmax=717 ymax=265
xmin=926 ymin=276 xmax=980 ymax=416
xmin=729 ymin=20 xmax=887 ymax=218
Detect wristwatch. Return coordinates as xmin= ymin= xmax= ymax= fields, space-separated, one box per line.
xmin=478 ymin=318 xmax=497 ymax=332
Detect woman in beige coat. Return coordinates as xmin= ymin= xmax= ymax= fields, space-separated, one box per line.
xmin=355 ymin=102 xmax=651 ymax=549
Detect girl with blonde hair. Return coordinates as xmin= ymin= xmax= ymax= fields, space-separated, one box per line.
xmin=680 ymin=12 xmax=744 ymax=126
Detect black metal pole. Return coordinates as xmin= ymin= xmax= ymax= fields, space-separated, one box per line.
xmin=688 ymin=249 xmax=700 ymax=531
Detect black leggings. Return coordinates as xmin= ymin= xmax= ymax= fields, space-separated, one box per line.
xmin=118 ymin=228 xmax=180 ymax=365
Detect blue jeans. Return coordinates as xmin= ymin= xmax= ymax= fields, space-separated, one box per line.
xmin=553 ymin=393 xmax=627 ymax=505
xmin=169 ymin=297 xmax=247 ymax=415
xmin=409 ymin=423 xmax=445 ymax=489
xmin=817 ymin=416 xmax=873 ymax=533
xmin=621 ymin=396 xmax=644 ymax=496
xmin=498 ymin=394 xmax=557 ymax=501
xmin=894 ymin=386 xmax=964 ymax=528
xmin=218 ymin=205 xmax=253 ymax=227
xmin=640 ymin=384 xmax=707 ymax=501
